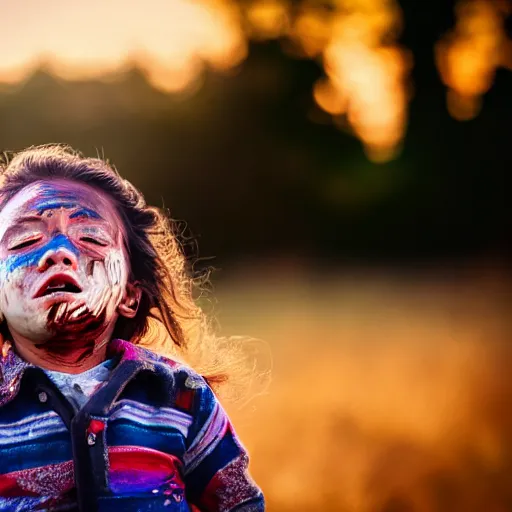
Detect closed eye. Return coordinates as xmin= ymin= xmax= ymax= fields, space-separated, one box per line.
xmin=8 ymin=237 xmax=42 ymax=251
xmin=80 ymin=236 xmax=108 ymax=247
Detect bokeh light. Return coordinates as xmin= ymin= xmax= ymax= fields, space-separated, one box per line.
xmin=0 ymin=2 xmax=511 ymax=511
xmin=0 ymin=0 xmax=247 ymax=92
xmin=435 ymin=0 xmax=512 ymax=121
xmin=246 ymin=0 xmax=412 ymax=162
xmin=2 ymin=0 xmax=510 ymax=159
xmin=0 ymin=0 xmax=412 ymax=162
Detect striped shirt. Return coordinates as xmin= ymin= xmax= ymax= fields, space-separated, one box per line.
xmin=0 ymin=339 xmax=264 ymax=512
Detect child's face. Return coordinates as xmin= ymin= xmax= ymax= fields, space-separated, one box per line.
xmin=0 ymin=179 xmax=130 ymax=343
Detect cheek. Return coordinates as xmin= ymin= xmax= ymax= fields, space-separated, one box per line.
xmin=0 ymin=264 xmax=40 ymax=311
xmin=3 ymin=252 xmax=40 ymax=276
xmin=121 ymin=250 xmax=130 ymax=286
xmin=0 ymin=263 xmax=28 ymax=287
xmin=0 ymin=273 xmax=27 ymax=312
xmin=107 ymin=248 xmax=130 ymax=287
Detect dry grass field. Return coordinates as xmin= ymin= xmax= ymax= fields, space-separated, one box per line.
xmin=214 ymin=264 xmax=512 ymax=512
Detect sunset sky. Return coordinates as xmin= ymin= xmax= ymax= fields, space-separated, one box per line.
xmin=0 ymin=0 xmax=509 ymax=163
xmin=0 ymin=0 xmax=245 ymax=87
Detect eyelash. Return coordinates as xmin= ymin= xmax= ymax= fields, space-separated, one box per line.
xmin=8 ymin=234 xmax=108 ymax=251
xmin=80 ymin=236 xmax=108 ymax=247
xmin=9 ymin=237 xmax=42 ymax=251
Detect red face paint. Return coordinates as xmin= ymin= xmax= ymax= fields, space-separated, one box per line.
xmin=0 ymin=179 xmax=130 ymax=368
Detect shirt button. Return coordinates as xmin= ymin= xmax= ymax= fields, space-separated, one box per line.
xmin=38 ymin=391 xmax=48 ymax=403
xmin=87 ymin=433 xmax=97 ymax=446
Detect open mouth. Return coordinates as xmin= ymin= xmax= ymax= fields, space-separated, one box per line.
xmin=34 ymin=274 xmax=82 ymax=298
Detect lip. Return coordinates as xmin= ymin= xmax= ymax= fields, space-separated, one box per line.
xmin=33 ymin=272 xmax=83 ymax=299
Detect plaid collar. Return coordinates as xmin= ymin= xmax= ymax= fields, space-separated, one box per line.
xmin=0 ymin=338 xmax=161 ymax=407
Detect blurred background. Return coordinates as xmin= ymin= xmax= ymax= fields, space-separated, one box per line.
xmin=1 ymin=0 xmax=512 ymax=510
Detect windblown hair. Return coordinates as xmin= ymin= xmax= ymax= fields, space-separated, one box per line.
xmin=0 ymin=144 xmax=267 ymax=401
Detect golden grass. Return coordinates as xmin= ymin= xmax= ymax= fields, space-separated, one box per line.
xmin=215 ymin=266 xmax=512 ymax=511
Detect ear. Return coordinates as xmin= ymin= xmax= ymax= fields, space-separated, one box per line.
xmin=0 ymin=312 xmax=9 ymax=359
xmin=117 ymin=281 xmax=142 ymax=319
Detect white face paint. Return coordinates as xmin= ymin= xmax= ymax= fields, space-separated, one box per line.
xmin=0 ymin=179 xmax=130 ymax=345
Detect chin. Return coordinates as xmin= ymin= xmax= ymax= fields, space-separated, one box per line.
xmin=7 ymin=318 xmax=52 ymax=342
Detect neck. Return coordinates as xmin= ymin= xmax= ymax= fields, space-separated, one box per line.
xmin=9 ymin=326 xmax=114 ymax=374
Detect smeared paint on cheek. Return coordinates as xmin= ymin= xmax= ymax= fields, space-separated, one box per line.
xmin=0 ymin=180 xmax=130 ymax=348
xmin=3 ymin=234 xmax=79 ymax=274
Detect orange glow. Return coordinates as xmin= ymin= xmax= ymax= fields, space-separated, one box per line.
xmin=285 ymin=1 xmax=410 ymax=161
xmin=317 ymin=2 xmax=410 ymax=162
xmin=289 ymin=9 xmax=332 ymax=58
xmin=0 ymin=60 xmax=42 ymax=85
xmin=0 ymin=0 xmax=410 ymax=162
xmin=1 ymin=0 xmax=508 ymax=160
xmin=313 ymin=78 xmax=346 ymax=115
xmin=221 ymin=268 xmax=512 ymax=511
xmin=245 ymin=0 xmax=291 ymax=40
xmin=0 ymin=0 xmax=416 ymax=162
xmin=436 ymin=0 xmax=512 ymax=121
xmin=0 ymin=0 xmax=246 ymax=93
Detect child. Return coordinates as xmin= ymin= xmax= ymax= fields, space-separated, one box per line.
xmin=0 ymin=145 xmax=265 ymax=511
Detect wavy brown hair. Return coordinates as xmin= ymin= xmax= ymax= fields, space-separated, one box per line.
xmin=0 ymin=144 xmax=268 ymax=400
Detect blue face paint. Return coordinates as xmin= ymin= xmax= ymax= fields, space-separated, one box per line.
xmin=34 ymin=184 xmax=81 ymax=203
xmin=69 ymin=208 xmax=101 ymax=220
xmin=3 ymin=233 xmax=80 ymax=274
xmin=30 ymin=200 xmax=101 ymax=219
xmin=30 ymin=185 xmax=101 ymax=219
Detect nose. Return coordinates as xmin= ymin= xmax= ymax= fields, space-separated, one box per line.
xmin=38 ymin=244 xmax=79 ymax=272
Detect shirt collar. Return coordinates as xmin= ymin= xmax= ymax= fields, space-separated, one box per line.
xmin=0 ymin=338 xmax=161 ymax=406
xmin=0 ymin=347 xmax=32 ymax=406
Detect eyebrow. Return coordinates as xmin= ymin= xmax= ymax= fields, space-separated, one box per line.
xmin=7 ymin=215 xmax=43 ymax=231
xmin=31 ymin=200 xmax=102 ymax=220
xmin=68 ymin=207 xmax=102 ymax=220
xmin=0 ymin=216 xmax=45 ymax=243
xmin=8 ymin=215 xmax=44 ymax=226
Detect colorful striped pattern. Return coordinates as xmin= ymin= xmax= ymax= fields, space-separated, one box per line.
xmin=0 ymin=339 xmax=264 ymax=511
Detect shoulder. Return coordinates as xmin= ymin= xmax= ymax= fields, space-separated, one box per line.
xmin=149 ymin=350 xmax=219 ymax=425
xmin=113 ymin=340 xmax=212 ymax=412
xmin=116 ymin=342 xmax=233 ymax=451
xmin=132 ymin=344 xmax=206 ymax=387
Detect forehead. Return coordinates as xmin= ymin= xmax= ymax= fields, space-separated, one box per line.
xmin=0 ymin=179 xmax=123 ymax=236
